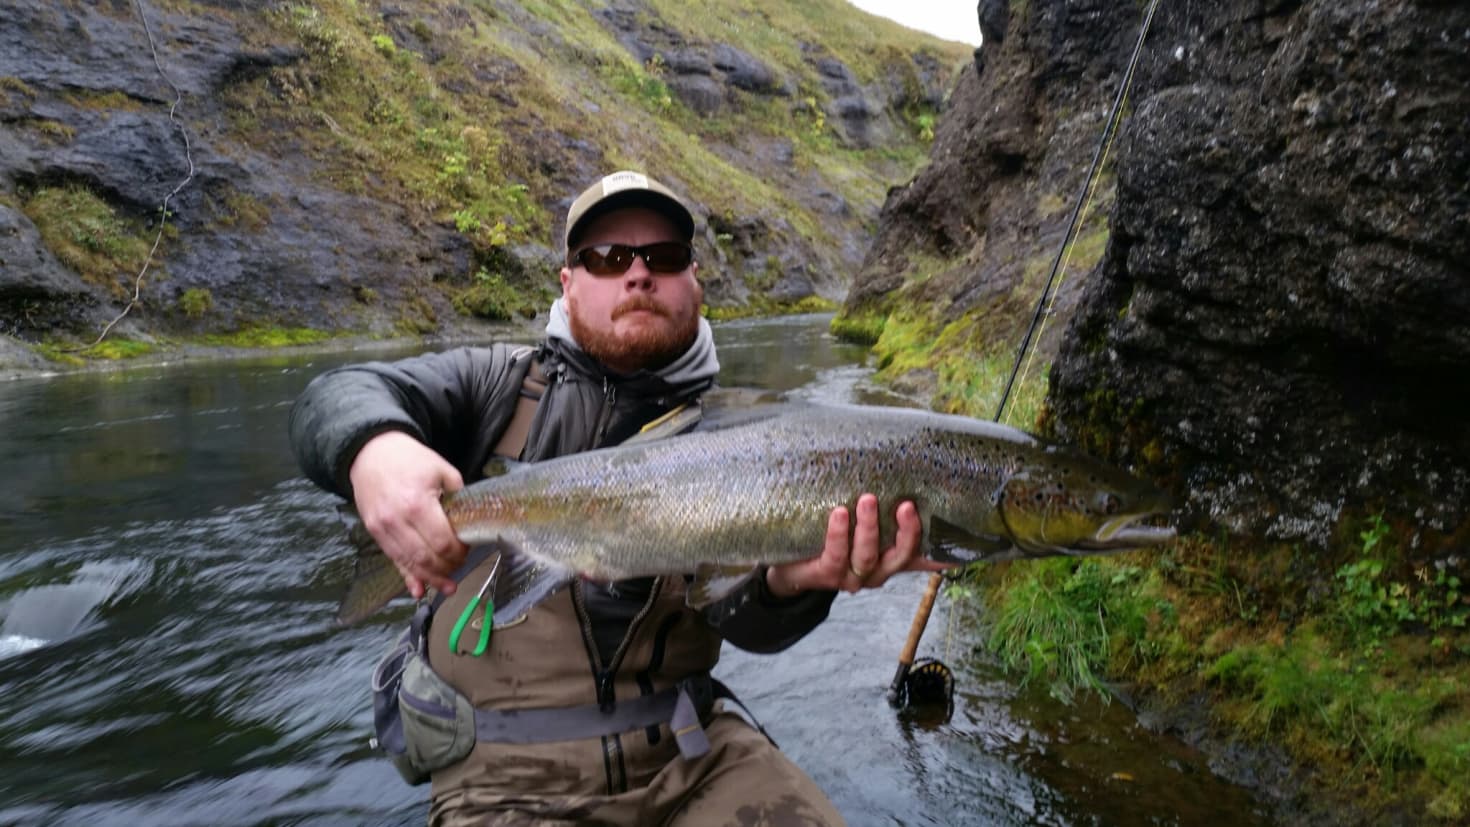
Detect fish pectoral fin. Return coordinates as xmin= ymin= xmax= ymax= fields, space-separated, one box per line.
xmin=928 ymin=516 xmax=1017 ymax=565
xmin=686 ymin=563 xmax=759 ymax=609
xmin=489 ymin=551 xmax=575 ymax=625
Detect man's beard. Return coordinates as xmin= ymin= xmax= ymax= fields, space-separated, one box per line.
xmin=568 ymin=292 xmax=701 ymax=373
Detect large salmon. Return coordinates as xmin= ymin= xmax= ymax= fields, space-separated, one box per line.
xmin=334 ymin=403 xmax=1174 ymax=624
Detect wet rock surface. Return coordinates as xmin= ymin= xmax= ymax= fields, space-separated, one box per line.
xmin=1048 ymin=0 xmax=1470 ymax=545
xmin=849 ymin=0 xmax=1468 ymax=549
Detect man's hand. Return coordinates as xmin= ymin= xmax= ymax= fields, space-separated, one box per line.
xmin=349 ymin=431 xmax=469 ymax=599
xmin=764 ymin=494 xmax=949 ymax=598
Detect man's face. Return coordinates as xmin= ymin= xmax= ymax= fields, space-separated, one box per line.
xmin=560 ymin=206 xmax=703 ymax=374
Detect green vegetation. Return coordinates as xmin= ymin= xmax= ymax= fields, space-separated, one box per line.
xmin=452 ymin=267 xmax=544 ymax=320
xmin=20 ymin=184 xmax=154 ymax=295
xmin=956 ymin=514 xmax=1470 ymax=820
xmin=198 ymin=326 xmax=333 ymax=348
xmin=703 ymin=294 xmax=836 ymax=321
xmin=179 ymin=288 xmax=214 ymax=319
xmin=212 ymin=0 xmax=967 ymax=333
xmin=863 ymin=308 xmax=1048 ymax=426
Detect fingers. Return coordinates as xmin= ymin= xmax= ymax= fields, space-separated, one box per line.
xmin=350 ymin=431 xmax=470 ymax=598
xmin=846 ymin=497 xmax=926 ymax=591
xmin=766 ymin=496 xmax=932 ymax=598
xmin=847 ymin=494 xmax=881 ymax=580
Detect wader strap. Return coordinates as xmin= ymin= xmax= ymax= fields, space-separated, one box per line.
xmin=471 ymin=676 xmax=726 ymax=760
xmin=491 ymin=354 xmax=546 ymax=461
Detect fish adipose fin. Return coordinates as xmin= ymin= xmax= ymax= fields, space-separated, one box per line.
xmin=686 ymin=563 xmax=759 ymax=609
xmin=927 ymin=516 xmax=1020 ymax=565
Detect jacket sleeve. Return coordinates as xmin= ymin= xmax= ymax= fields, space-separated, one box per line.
xmin=702 ymin=566 xmax=837 ymax=654
xmin=288 ymin=344 xmax=524 ymax=499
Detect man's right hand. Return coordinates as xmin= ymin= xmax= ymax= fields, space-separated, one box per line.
xmin=348 ymin=431 xmax=469 ymax=599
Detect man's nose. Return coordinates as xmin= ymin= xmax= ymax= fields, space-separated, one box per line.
xmin=623 ymin=257 xmax=655 ymax=291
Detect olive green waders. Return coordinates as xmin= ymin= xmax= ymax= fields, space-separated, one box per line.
xmin=424 ymin=558 xmax=845 ymax=827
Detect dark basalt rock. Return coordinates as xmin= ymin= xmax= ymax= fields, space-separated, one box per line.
xmin=849 ymin=0 xmax=1468 ymax=546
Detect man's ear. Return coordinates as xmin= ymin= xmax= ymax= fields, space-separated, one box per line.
xmin=559 ymin=267 xmax=572 ymax=294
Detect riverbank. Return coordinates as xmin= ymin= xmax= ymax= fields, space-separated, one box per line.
xmin=960 ymin=531 xmax=1469 ymax=826
xmin=0 ymin=319 xmax=539 ymax=383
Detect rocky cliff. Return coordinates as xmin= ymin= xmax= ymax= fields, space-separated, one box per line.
xmin=847 ymin=0 xmax=1468 ymax=551
xmin=0 ymin=0 xmax=967 ymax=362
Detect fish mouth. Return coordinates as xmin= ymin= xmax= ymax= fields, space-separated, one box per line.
xmin=1075 ymin=519 xmax=1177 ymax=551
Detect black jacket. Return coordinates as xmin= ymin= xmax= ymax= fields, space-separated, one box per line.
xmin=289 ymin=337 xmax=836 ymax=656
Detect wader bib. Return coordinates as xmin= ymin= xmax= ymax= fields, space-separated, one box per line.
xmin=412 ymin=564 xmax=841 ymax=826
xmin=366 ymin=352 xmax=843 ymax=826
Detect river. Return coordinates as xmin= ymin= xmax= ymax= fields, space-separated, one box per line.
xmin=0 ymin=314 xmax=1273 ymax=826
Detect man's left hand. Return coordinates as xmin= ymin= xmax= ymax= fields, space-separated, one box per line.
xmin=765 ymin=494 xmax=950 ymax=597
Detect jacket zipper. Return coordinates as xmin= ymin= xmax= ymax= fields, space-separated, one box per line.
xmin=593 ymin=377 xmax=617 ymax=446
xmin=571 ymin=576 xmax=665 ymax=794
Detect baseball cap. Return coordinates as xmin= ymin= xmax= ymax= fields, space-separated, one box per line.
xmin=563 ymin=171 xmax=696 ymax=259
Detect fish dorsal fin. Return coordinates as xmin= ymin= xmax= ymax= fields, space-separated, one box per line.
xmin=928 ymin=515 xmax=1019 ymax=565
xmin=686 ymin=563 xmax=759 ymax=609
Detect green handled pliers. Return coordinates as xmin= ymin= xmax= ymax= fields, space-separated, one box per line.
xmin=449 ymin=556 xmax=499 ymax=656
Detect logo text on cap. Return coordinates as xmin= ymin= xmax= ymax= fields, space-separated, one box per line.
xmin=600 ymin=171 xmax=650 ymax=195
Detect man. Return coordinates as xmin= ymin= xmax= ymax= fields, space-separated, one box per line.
xmin=290 ymin=171 xmax=942 ymax=826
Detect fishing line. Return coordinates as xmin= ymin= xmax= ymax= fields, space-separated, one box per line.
xmin=993 ymin=0 xmax=1163 ymax=426
xmin=76 ymin=0 xmax=197 ymax=351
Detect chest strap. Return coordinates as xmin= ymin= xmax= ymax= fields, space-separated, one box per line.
xmin=467 ymin=674 xmax=729 ymax=759
xmin=402 ymin=602 xmax=738 ymax=760
xmin=490 ymin=350 xmax=547 ymax=461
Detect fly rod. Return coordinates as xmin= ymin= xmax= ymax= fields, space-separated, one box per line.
xmin=887 ymin=0 xmax=1164 ymax=707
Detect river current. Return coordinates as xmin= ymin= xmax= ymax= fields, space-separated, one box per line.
xmin=0 ymin=314 xmax=1272 ymax=826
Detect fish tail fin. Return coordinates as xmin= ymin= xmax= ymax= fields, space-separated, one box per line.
xmin=335 ymin=505 xmax=409 ymax=626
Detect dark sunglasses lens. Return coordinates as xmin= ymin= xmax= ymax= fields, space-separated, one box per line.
xmin=579 ymin=245 xmax=636 ymax=275
xmin=576 ymin=243 xmax=691 ymax=275
xmin=641 ymin=242 xmax=692 ymax=272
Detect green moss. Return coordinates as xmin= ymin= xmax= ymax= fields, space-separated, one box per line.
xmin=83 ymin=338 xmax=157 ymax=360
xmin=829 ymin=310 xmax=885 ymax=345
xmin=61 ymin=89 xmax=146 ymax=112
xmin=21 ymin=185 xmax=153 ymax=294
xmin=33 ymin=120 xmax=76 ymax=143
xmin=704 ymin=294 xmax=837 ymax=322
xmin=199 ymin=326 xmax=331 ymax=348
xmin=179 ymin=288 xmax=213 ymax=319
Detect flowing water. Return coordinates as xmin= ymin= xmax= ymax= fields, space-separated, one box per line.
xmin=0 ymin=315 xmax=1274 ymax=826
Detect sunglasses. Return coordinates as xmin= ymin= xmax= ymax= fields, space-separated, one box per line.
xmin=570 ymin=242 xmax=693 ymax=276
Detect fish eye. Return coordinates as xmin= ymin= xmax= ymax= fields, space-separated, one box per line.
xmin=1103 ymin=494 xmax=1120 ymax=515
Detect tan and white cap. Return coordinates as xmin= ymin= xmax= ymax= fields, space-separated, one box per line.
xmin=563 ymin=171 xmax=695 ymax=260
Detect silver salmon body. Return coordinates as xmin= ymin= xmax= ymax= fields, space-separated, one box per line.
xmin=336 ymin=403 xmax=1175 ymax=624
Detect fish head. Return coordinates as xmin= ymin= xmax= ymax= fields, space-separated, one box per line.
xmin=996 ymin=448 xmax=1175 ymax=556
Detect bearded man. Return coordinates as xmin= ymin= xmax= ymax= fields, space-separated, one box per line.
xmin=289 ymin=171 xmax=937 ymax=826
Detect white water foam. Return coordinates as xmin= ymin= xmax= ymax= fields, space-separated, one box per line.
xmin=0 ymin=633 xmax=46 ymax=658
